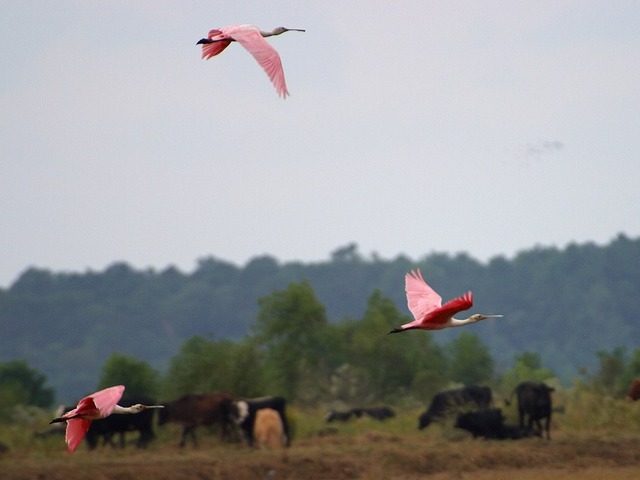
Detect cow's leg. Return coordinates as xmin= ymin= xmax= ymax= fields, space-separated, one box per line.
xmin=527 ymin=415 xmax=535 ymax=434
xmin=241 ymin=423 xmax=255 ymax=447
xmin=518 ymin=407 xmax=525 ymax=429
xmin=188 ymin=426 xmax=198 ymax=447
xmin=104 ymin=433 xmax=116 ymax=448
xmin=279 ymin=411 xmax=291 ymax=447
xmin=179 ymin=426 xmax=191 ymax=448
xmin=533 ymin=418 xmax=543 ymax=436
xmin=544 ymin=415 xmax=551 ymax=440
xmin=221 ymin=420 xmax=231 ymax=442
xmin=138 ymin=429 xmax=154 ymax=448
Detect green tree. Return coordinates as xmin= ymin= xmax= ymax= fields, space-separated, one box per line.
xmin=447 ymin=332 xmax=494 ymax=385
xmin=0 ymin=360 xmax=55 ymax=420
xmin=162 ymin=336 xmax=265 ymax=399
xmin=347 ymin=290 xmax=448 ymax=402
xmin=98 ymin=353 xmax=160 ymax=398
xmin=499 ymin=352 xmax=555 ymax=393
xmin=591 ymin=347 xmax=627 ymax=395
xmin=252 ymin=280 xmax=328 ymax=401
xmin=620 ymin=348 xmax=640 ymax=395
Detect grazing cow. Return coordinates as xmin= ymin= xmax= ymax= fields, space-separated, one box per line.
xmin=232 ymin=396 xmax=291 ymax=447
xmin=325 ymin=410 xmax=354 ymax=422
xmin=418 ymin=385 xmax=493 ymax=430
xmin=455 ymin=408 xmax=539 ymax=440
xmin=626 ymin=379 xmax=640 ymax=401
xmin=506 ymin=381 xmax=554 ymax=440
xmin=254 ymin=408 xmax=286 ymax=450
xmin=158 ymin=391 xmax=235 ymax=447
xmin=326 ymin=406 xmax=395 ymax=423
xmin=360 ymin=406 xmax=396 ymax=421
xmin=85 ymin=395 xmax=158 ymax=449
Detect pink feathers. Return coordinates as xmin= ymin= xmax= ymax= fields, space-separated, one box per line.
xmin=389 ymin=268 xmax=476 ymax=333
xmin=197 ymin=24 xmax=305 ymax=98
xmin=402 ymin=268 xmax=473 ymax=330
xmin=54 ymin=385 xmax=125 ymax=453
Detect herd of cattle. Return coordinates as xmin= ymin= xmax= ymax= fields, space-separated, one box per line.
xmin=48 ymin=378 xmax=640 ymax=451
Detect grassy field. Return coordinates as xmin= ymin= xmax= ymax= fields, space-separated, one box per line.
xmin=2 ymin=393 xmax=640 ymax=479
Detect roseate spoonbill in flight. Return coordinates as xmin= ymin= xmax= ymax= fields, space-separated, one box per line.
xmin=388 ymin=268 xmax=502 ymax=334
xmin=197 ymin=24 xmax=305 ymax=98
xmin=49 ymin=385 xmax=163 ymax=453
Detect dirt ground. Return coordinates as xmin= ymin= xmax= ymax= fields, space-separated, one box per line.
xmin=2 ymin=430 xmax=640 ymax=480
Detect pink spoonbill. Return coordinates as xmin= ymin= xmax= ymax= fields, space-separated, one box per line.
xmin=49 ymin=385 xmax=163 ymax=453
xmin=388 ymin=268 xmax=502 ymax=334
xmin=197 ymin=24 xmax=305 ymax=98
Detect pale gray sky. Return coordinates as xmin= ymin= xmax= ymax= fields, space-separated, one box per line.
xmin=2 ymin=1 xmax=639 ymax=287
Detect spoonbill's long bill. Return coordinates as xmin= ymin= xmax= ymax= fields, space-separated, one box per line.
xmin=388 ymin=268 xmax=502 ymax=334
xmin=49 ymin=385 xmax=164 ymax=453
xmin=197 ymin=24 xmax=305 ymax=98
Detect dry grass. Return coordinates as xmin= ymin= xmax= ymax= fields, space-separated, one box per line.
xmin=3 ymin=431 xmax=640 ymax=480
xmin=2 ymin=398 xmax=640 ymax=479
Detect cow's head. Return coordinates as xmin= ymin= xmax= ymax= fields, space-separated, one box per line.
xmin=231 ymin=400 xmax=250 ymax=425
xmin=418 ymin=412 xmax=432 ymax=430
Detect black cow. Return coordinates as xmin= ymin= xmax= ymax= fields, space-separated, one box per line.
xmin=418 ymin=385 xmax=492 ymax=430
xmin=232 ymin=396 xmax=291 ymax=447
xmin=158 ymin=391 xmax=236 ymax=447
xmin=506 ymin=381 xmax=554 ymax=440
xmin=84 ymin=395 xmax=158 ymax=449
xmin=325 ymin=410 xmax=354 ymax=422
xmin=455 ymin=408 xmax=539 ymax=440
xmin=360 ymin=406 xmax=396 ymax=421
xmin=326 ymin=406 xmax=395 ymax=423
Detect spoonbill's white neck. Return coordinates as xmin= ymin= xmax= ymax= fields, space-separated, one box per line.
xmin=112 ymin=404 xmax=164 ymax=414
xmin=450 ymin=314 xmax=503 ymax=327
xmin=260 ymin=27 xmax=306 ymax=37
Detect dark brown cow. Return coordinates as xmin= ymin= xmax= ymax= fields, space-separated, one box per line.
xmin=625 ymin=379 xmax=640 ymax=401
xmin=158 ymin=392 xmax=235 ymax=447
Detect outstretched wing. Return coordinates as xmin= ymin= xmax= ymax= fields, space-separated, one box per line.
xmin=225 ymin=25 xmax=289 ymax=97
xmin=423 ymin=291 xmax=473 ymax=326
xmin=65 ymin=418 xmax=91 ymax=453
xmin=405 ymin=268 xmax=442 ymax=322
xmin=89 ymin=385 xmax=125 ymax=418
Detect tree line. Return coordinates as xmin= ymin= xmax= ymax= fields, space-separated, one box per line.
xmin=0 ymin=234 xmax=639 ymax=402
xmin=2 ymin=278 xmax=638 ymax=420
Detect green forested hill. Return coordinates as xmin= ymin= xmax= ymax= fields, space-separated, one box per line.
xmin=1 ymin=234 xmax=638 ymax=401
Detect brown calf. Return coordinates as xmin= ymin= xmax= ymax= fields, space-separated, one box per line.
xmin=253 ymin=408 xmax=285 ymax=450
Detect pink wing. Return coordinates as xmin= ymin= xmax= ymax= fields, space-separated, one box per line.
xmin=61 ymin=385 xmax=125 ymax=453
xmin=423 ymin=291 xmax=473 ymax=326
xmin=405 ymin=269 xmax=442 ymax=321
xmin=89 ymin=385 xmax=125 ymax=417
xmin=223 ymin=25 xmax=289 ymax=97
xmin=65 ymin=418 xmax=91 ymax=453
xmin=201 ymin=29 xmax=232 ymax=60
